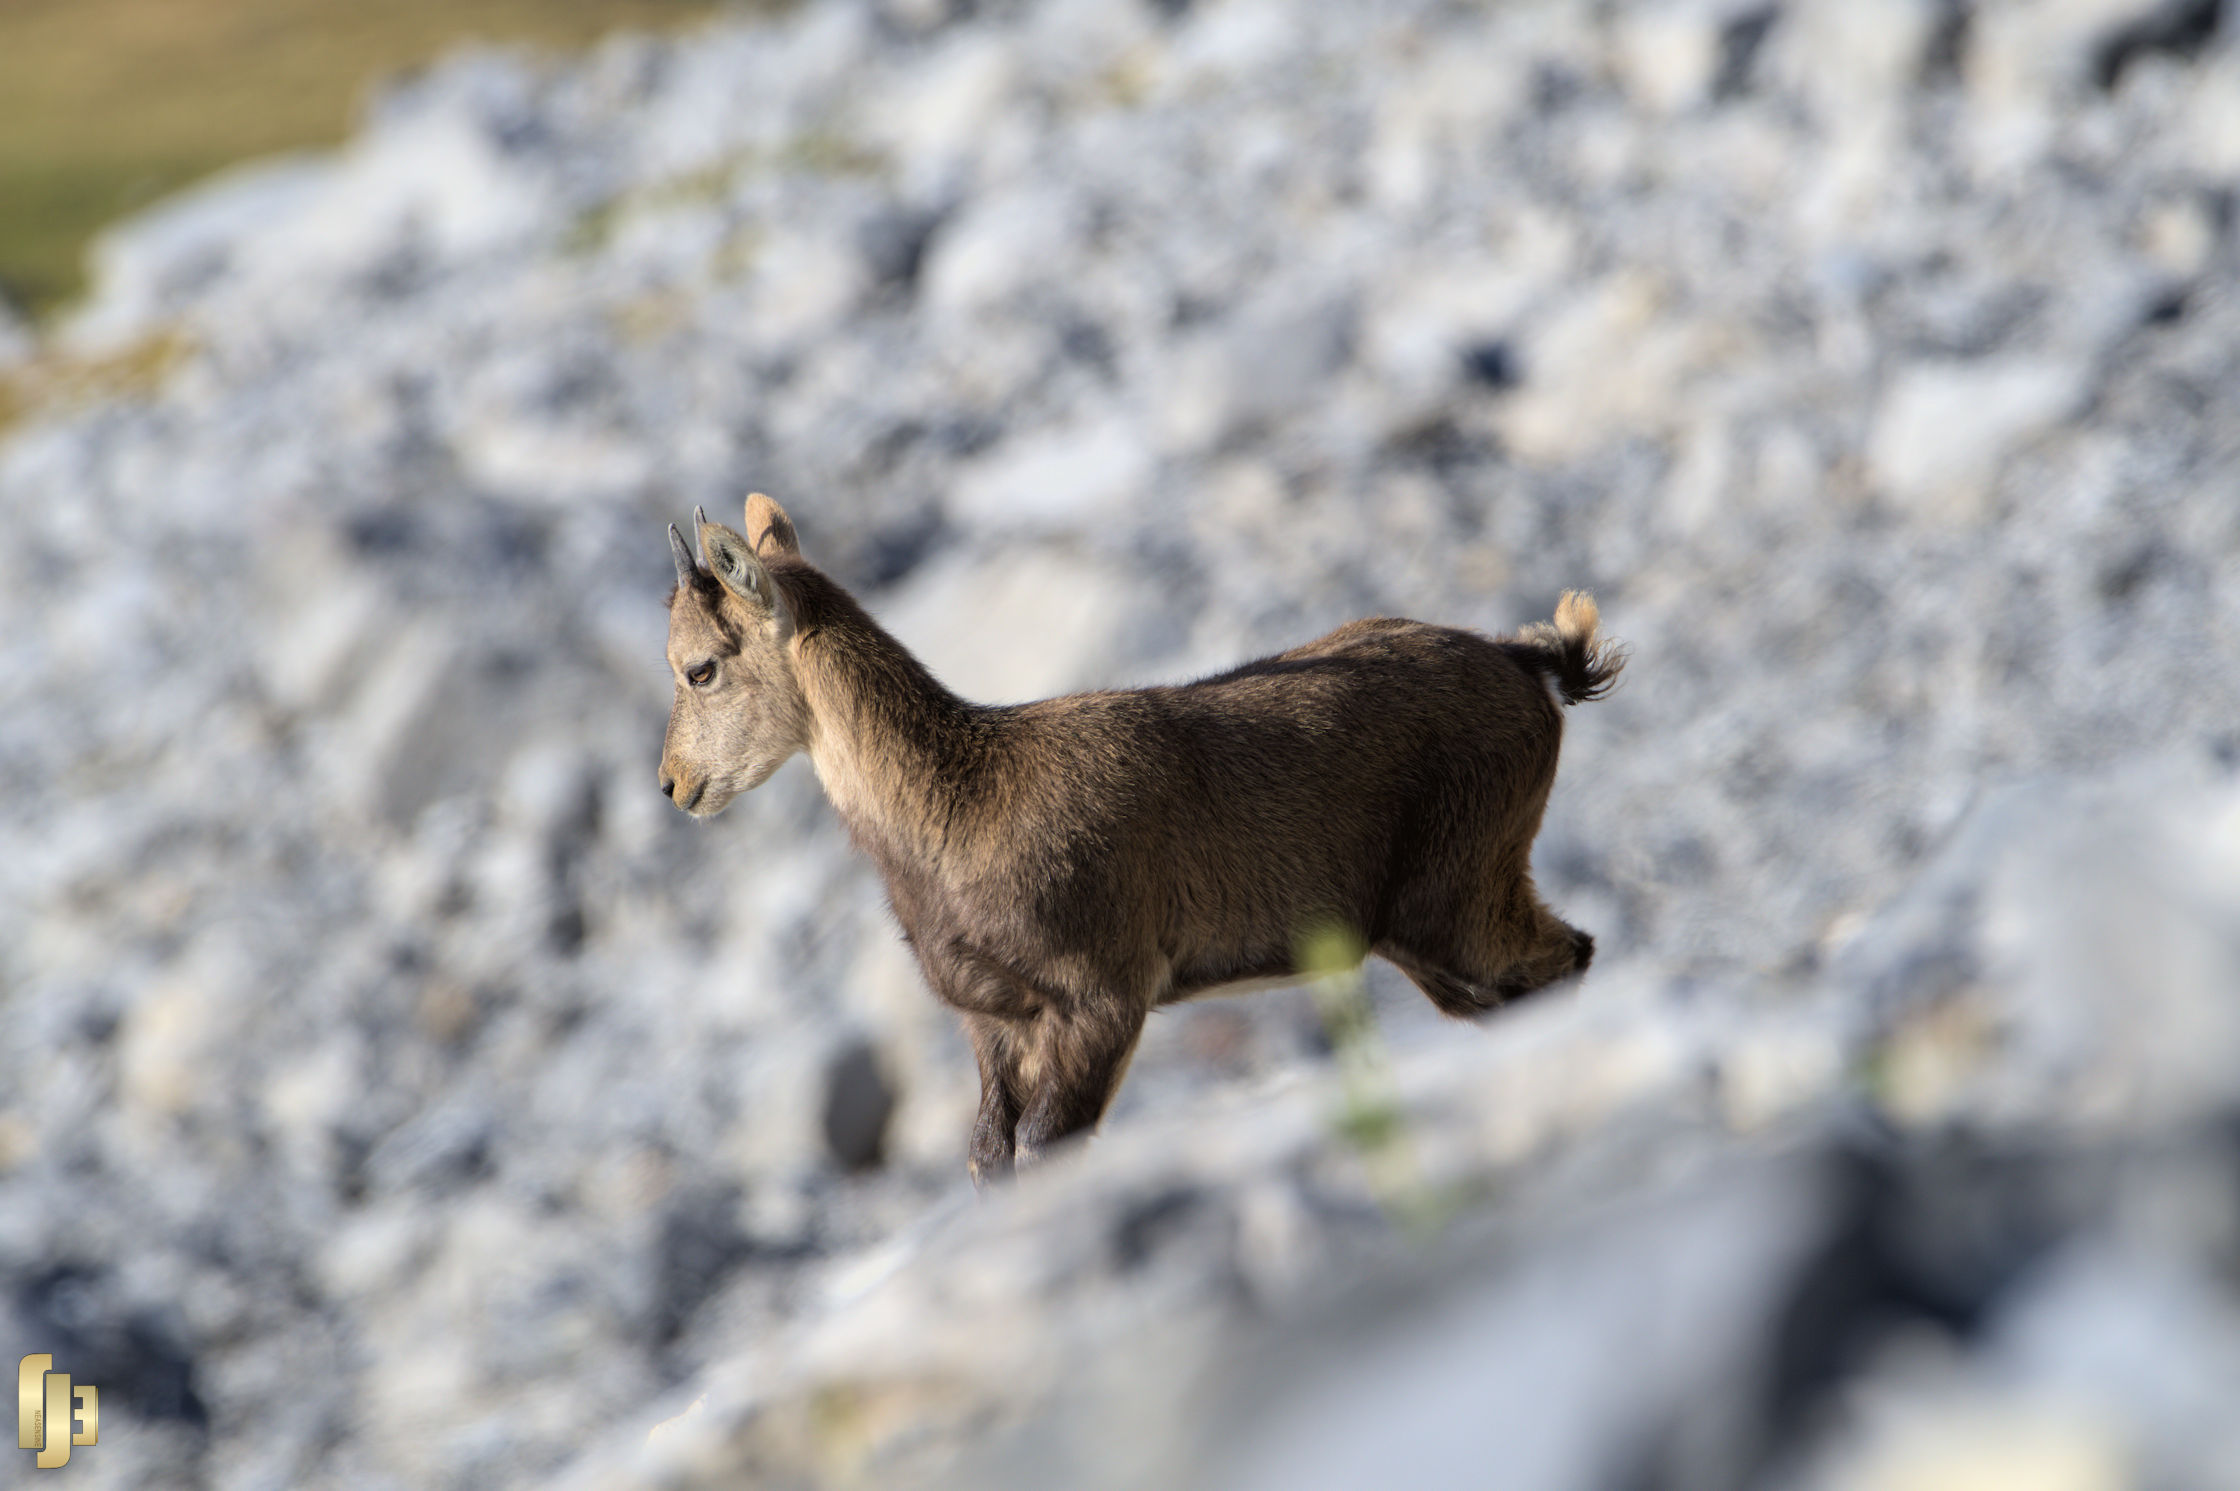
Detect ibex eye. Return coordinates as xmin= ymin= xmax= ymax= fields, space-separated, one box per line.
xmin=687 ymin=662 xmax=716 ymax=686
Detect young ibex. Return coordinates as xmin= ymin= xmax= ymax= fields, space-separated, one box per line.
xmin=661 ymin=495 xmax=1624 ymax=1183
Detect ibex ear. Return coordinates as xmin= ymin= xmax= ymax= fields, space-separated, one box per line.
xmin=699 ymin=519 xmax=777 ymax=614
xmin=743 ymin=492 xmax=799 ymax=559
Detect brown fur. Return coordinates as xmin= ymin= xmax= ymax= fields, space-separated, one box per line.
xmin=660 ymin=496 xmax=1626 ymax=1184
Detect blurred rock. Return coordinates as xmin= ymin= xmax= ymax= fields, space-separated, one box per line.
xmin=1868 ymin=358 xmax=2090 ymax=521
xmin=1832 ymin=770 xmax=2240 ymax=1131
xmin=821 ymin=1036 xmax=896 ymax=1172
xmin=880 ymin=544 xmax=1170 ymax=700
xmin=1612 ymin=0 xmax=1764 ymax=115
xmin=0 ymin=297 xmax=35 ymax=366
xmin=947 ymin=413 xmax=1152 ymax=531
xmin=59 ymin=157 xmax=332 ymax=356
xmin=921 ymin=184 xmax=1078 ymax=320
xmin=1158 ymin=293 xmax=1355 ymax=453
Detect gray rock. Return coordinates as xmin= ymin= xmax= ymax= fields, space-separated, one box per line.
xmin=821 ymin=1035 xmax=897 ymax=1172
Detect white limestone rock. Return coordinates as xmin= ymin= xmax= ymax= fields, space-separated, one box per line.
xmin=1868 ymin=357 xmax=2090 ymax=521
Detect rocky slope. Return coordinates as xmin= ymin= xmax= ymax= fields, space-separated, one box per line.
xmin=2 ymin=0 xmax=2237 ymax=1486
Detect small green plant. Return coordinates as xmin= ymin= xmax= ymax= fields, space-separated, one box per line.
xmin=1295 ymin=921 xmax=1453 ymax=1236
xmin=0 ymin=326 xmax=194 ymax=435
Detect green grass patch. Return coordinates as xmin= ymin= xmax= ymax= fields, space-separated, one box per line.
xmin=0 ymin=0 xmax=759 ymax=320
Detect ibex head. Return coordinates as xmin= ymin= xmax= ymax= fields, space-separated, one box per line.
xmin=659 ymin=493 xmax=810 ymax=816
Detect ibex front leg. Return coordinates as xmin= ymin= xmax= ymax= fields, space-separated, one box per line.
xmin=937 ymin=944 xmax=1147 ymax=1183
xmin=935 ymin=946 xmax=1060 ymax=1185
xmin=962 ymin=1012 xmax=1025 ymax=1187
xmin=1013 ymin=1003 xmax=1145 ymax=1170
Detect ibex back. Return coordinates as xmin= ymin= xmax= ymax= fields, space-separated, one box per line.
xmin=661 ymin=495 xmax=1625 ymax=1184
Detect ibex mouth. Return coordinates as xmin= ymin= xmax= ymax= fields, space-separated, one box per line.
xmin=677 ymin=781 xmax=707 ymax=813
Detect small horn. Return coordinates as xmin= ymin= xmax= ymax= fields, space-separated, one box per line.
xmin=692 ymin=504 xmax=710 ymax=563
xmin=669 ymin=523 xmax=697 ymax=587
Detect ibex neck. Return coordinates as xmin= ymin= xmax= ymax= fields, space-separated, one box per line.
xmin=777 ymin=565 xmax=984 ymax=848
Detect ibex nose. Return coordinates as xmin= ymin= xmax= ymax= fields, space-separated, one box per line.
xmin=659 ymin=771 xmax=677 ymax=799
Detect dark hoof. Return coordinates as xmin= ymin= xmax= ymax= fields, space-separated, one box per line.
xmin=967 ymin=1150 xmax=1015 ymax=1191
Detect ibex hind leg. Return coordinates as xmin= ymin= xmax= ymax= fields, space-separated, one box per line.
xmin=1380 ymin=948 xmax=1495 ymax=1017
xmin=1491 ymin=915 xmax=1594 ymax=1002
xmin=1379 ymin=898 xmax=1594 ymax=1018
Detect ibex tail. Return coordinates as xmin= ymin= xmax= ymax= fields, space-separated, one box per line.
xmin=1514 ymin=591 xmax=1626 ymax=705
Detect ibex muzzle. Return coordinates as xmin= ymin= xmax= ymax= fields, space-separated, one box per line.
xmin=662 ymin=494 xmax=1624 ymax=1184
